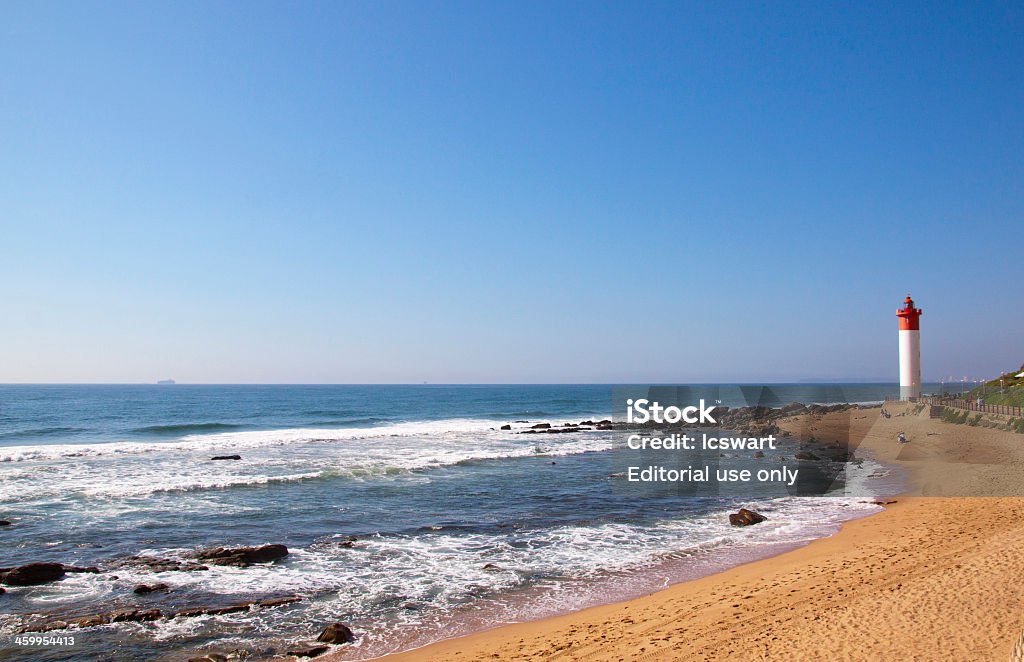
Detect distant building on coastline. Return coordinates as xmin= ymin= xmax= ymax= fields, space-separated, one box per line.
xmin=157 ymin=379 xmax=176 ymax=385
xmin=896 ymin=295 xmax=922 ymax=399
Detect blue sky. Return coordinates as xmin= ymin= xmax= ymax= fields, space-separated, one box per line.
xmin=2 ymin=1 xmax=1022 ymax=383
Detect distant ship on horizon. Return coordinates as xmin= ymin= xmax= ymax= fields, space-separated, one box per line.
xmin=156 ymin=379 xmax=176 ymax=385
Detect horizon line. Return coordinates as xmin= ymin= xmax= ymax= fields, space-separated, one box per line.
xmin=0 ymin=380 xmax=958 ymax=387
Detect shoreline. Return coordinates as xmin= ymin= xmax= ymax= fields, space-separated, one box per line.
xmin=357 ymin=401 xmax=1024 ymax=661
xmin=342 ymin=497 xmax=884 ymax=661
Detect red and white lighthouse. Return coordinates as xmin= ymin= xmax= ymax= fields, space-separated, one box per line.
xmin=896 ymin=295 xmax=923 ymax=399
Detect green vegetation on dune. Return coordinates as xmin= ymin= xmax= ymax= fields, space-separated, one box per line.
xmin=943 ymin=408 xmax=970 ymax=424
xmin=940 ymin=407 xmax=1024 ymax=433
xmin=963 ymin=364 xmax=1024 ymax=407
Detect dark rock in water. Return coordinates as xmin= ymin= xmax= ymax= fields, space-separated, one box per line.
xmin=286 ymin=645 xmax=330 ymax=658
xmin=69 ymin=614 xmax=112 ymax=628
xmin=0 ymin=520 xmax=11 ymax=526
xmin=580 ymin=420 xmax=595 ymax=426
xmin=23 ymin=619 xmax=70 ymax=633
xmin=316 ymin=622 xmax=355 ymax=644
xmin=514 ymin=420 xmax=529 ymax=423
xmin=64 ymin=565 xmax=99 ymax=574
xmin=211 ymin=455 xmax=242 ymax=461
xmin=175 ymin=602 xmax=254 ymax=618
xmin=110 ymin=608 xmax=162 ymax=623
xmin=258 ymin=596 xmax=301 ymax=608
xmin=752 ymin=451 xmax=765 ymax=459
xmin=113 ymin=555 xmax=209 ymax=573
xmin=0 ymin=587 xmax=5 ymax=594
xmin=500 ymin=424 xmax=511 ymax=430
xmin=134 ymin=582 xmax=170 ymax=594
xmin=795 ymin=451 xmax=820 ymax=461
xmin=25 ymin=601 xmax=261 ymax=632
xmin=530 ymin=423 xmax=551 ymax=429
xmin=188 ymin=652 xmax=248 ymax=662
xmin=1 ymin=562 xmax=66 ymax=586
xmin=729 ymin=508 xmax=767 ymax=527
xmin=207 ymin=604 xmax=253 ymax=616
xmin=40 ymin=608 xmax=161 ymax=629
xmin=194 ymin=544 xmax=288 ymax=567
xmin=482 ymin=563 xmax=499 ymax=571
xmin=173 ymin=596 xmax=300 ymax=620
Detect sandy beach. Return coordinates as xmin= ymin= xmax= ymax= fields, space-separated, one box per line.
xmin=364 ymin=401 xmax=1024 ymax=662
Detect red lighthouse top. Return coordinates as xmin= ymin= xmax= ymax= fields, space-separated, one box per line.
xmin=896 ymin=295 xmax=922 ymax=330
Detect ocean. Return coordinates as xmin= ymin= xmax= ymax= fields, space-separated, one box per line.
xmin=0 ymin=384 xmax=910 ymax=661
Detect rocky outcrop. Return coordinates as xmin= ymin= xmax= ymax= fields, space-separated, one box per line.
xmin=43 ymin=609 xmax=165 ymax=629
xmin=187 ymin=651 xmax=248 ymax=662
xmin=0 ymin=520 xmax=11 ymax=526
xmin=133 ymin=582 xmax=169 ymax=594
xmin=520 ymin=426 xmax=591 ymax=434
xmin=316 ymin=622 xmax=355 ymax=644
xmin=286 ymin=645 xmax=329 ymax=658
xmin=530 ymin=423 xmax=551 ymax=429
xmin=193 ymin=544 xmax=288 ymax=567
xmin=257 ymin=596 xmax=301 ymax=608
xmin=211 ymin=455 xmax=242 ymax=461
xmin=0 ymin=563 xmax=66 ymax=586
xmin=21 ymin=595 xmax=303 ymax=632
xmin=113 ymin=556 xmax=209 ymax=573
xmin=110 ymin=608 xmax=162 ymax=623
xmin=729 ymin=508 xmax=767 ymax=527
xmin=174 ymin=595 xmax=301 ymax=618
xmin=175 ymin=603 xmax=253 ymax=618
xmin=500 ymin=424 xmax=511 ymax=430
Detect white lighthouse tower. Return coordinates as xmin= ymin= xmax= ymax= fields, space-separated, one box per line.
xmin=896 ymin=295 xmax=923 ymax=399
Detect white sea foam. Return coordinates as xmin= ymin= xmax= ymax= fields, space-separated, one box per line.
xmin=0 ymin=418 xmax=509 ymax=462
xmin=15 ymin=497 xmax=879 ymax=659
xmin=0 ymin=419 xmax=614 ymax=501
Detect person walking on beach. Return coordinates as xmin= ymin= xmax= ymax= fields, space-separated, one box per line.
xmin=897 ymin=432 xmax=907 ymax=444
